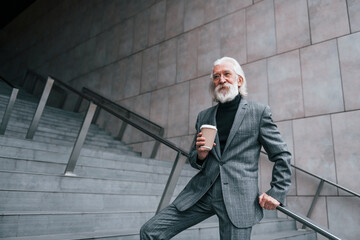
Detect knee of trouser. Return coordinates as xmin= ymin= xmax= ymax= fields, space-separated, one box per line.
xmin=139 ymin=223 xmax=151 ymax=240
xmin=140 ymin=222 xmax=167 ymax=240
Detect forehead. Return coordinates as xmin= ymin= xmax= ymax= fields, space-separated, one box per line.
xmin=213 ymin=61 xmax=235 ymax=73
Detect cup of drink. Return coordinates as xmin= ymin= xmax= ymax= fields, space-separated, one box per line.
xmin=200 ymin=124 xmax=217 ymax=150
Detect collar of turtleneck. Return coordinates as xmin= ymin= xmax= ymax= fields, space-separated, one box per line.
xmin=216 ymin=94 xmax=241 ymax=154
xmin=218 ymin=94 xmax=241 ymax=111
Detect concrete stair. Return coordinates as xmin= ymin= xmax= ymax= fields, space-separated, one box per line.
xmin=0 ymin=83 xmax=316 ymax=239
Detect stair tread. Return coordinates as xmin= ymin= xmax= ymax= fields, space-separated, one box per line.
xmin=0 ymin=154 xmax=195 ymax=176
xmin=0 ymin=209 xmax=155 ymax=215
xmin=251 ymin=229 xmax=315 ymax=240
xmin=0 ymin=229 xmax=140 ymax=240
xmin=0 ymin=225 xmax=315 ymax=240
xmin=0 ymin=161 xmax=196 ymax=184
xmin=0 ymin=136 xmax=166 ymax=164
xmin=0 ymin=135 xmax=169 ymax=162
xmin=0 ymin=169 xmax=177 ymax=183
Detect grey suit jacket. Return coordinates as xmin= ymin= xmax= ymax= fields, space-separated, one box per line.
xmin=173 ymin=98 xmax=292 ymax=228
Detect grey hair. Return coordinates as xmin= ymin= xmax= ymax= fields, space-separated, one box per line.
xmin=209 ymin=56 xmax=248 ymax=99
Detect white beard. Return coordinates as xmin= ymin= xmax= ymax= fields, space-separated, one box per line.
xmin=214 ymin=82 xmax=239 ymax=103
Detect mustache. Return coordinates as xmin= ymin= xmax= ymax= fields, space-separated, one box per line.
xmin=215 ymin=83 xmax=233 ymax=91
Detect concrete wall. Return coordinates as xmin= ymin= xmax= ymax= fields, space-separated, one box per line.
xmin=0 ymin=0 xmax=359 ymax=239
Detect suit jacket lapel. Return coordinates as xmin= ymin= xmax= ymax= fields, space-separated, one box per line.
xmin=223 ymin=98 xmax=248 ymax=154
xmin=213 ymin=126 xmax=221 ymax=160
xmin=206 ymin=105 xmax=221 ymax=161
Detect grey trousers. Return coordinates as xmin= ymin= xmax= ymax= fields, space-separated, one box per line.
xmin=140 ymin=178 xmax=252 ymax=240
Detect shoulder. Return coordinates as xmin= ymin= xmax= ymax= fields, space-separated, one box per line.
xmin=198 ymin=105 xmax=217 ymax=119
xmin=245 ymin=100 xmax=268 ymax=112
xmin=244 ymin=100 xmax=274 ymax=121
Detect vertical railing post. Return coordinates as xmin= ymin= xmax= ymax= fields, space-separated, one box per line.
xmin=64 ymin=102 xmax=97 ymax=175
xmin=0 ymin=88 xmax=19 ymax=135
xmin=116 ymin=122 xmax=128 ymax=141
xmin=74 ymin=95 xmax=83 ymax=113
xmin=150 ymin=129 xmax=164 ymax=159
xmin=30 ymin=75 xmax=38 ymax=94
xmin=302 ymin=179 xmax=324 ymax=229
xmin=91 ymin=107 xmax=101 ymax=124
xmin=150 ymin=141 xmax=161 ymax=159
xmin=26 ymin=77 xmax=54 ymax=139
xmin=19 ymin=70 xmax=28 ymax=86
xmin=156 ymin=151 xmax=186 ymax=213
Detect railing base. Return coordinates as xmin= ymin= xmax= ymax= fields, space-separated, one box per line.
xmin=64 ymin=171 xmax=77 ymax=177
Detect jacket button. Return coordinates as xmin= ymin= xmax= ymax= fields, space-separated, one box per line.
xmin=220 ymin=162 xmax=224 ymax=166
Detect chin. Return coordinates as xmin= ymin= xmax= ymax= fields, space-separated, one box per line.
xmin=214 ymin=83 xmax=239 ymax=103
xmin=215 ymin=92 xmax=236 ymax=103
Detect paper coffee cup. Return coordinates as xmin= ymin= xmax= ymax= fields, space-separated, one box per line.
xmin=200 ymin=124 xmax=217 ymax=150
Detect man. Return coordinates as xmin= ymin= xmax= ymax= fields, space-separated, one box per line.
xmin=140 ymin=57 xmax=292 ymax=239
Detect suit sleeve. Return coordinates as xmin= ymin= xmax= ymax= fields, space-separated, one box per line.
xmin=258 ymin=106 xmax=292 ymax=205
xmin=188 ymin=114 xmax=207 ymax=170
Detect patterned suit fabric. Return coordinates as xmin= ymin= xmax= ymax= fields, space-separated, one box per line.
xmin=173 ymin=98 xmax=292 ymax=228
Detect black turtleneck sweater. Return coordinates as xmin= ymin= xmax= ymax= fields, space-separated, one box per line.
xmin=216 ymin=94 xmax=241 ymax=154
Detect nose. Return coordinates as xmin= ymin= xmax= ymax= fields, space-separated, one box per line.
xmin=219 ymin=74 xmax=226 ymax=84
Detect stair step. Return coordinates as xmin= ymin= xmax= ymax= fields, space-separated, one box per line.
xmin=0 ymin=111 xmax=89 ymax=128
xmin=0 ymin=142 xmax=138 ymax=164
xmin=0 ymin=136 xmax=194 ymax=174
xmin=3 ymin=129 xmax=131 ymax=151
xmin=5 ymin=113 xmax=93 ymax=129
xmin=0 ymin=100 xmax=84 ymax=120
xmin=0 ymin=151 xmax=194 ymax=178
xmin=0 ymin=223 xmax=218 ymax=240
xmin=0 ymin=210 xmax=155 ymax=238
xmin=0 ymin=104 xmax=83 ymax=120
xmin=4 ymin=120 xmax=114 ymax=138
xmin=3 ymin=127 xmax=126 ymax=145
xmin=0 ymin=171 xmax=187 ymax=196
xmin=0 ymin=190 xmax=161 ymax=212
xmin=252 ymin=218 xmax=296 ymax=235
xmin=1 ymin=114 xmax=108 ymax=138
xmin=2 ymin=126 xmax=127 ymax=151
xmin=252 ymin=229 xmax=317 ymax=240
xmin=0 ymin=157 xmax=194 ymax=184
xmin=0 ymin=229 xmax=140 ymax=240
xmin=0 ymin=210 xmax=218 ymax=238
xmin=0 ymin=210 xmax=314 ymax=240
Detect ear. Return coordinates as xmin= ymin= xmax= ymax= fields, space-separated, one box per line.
xmin=238 ymin=76 xmax=244 ymax=88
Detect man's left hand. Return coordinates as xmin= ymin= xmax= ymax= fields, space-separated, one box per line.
xmin=259 ymin=193 xmax=280 ymax=210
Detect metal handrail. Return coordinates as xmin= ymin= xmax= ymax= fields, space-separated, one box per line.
xmin=260 ymin=150 xmax=360 ymax=198
xmin=276 ymin=206 xmax=342 ymax=240
xmin=292 ymin=164 xmax=359 ymax=198
xmin=22 ymin=70 xmax=69 ymax=109
xmin=23 ymin=70 xmax=189 ymax=162
xmin=83 ymin=87 xmax=189 ymax=157
xmin=0 ymin=75 xmax=16 ymax=88
xmin=82 ymin=88 xmax=163 ymax=131
xmin=82 ymin=87 xmax=165 ymax=144
xmin=32 ymin=73 xmax=92 ymax=102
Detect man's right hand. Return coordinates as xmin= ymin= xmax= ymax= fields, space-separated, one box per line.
xmin=196 ymin=132 xmax=216 ymax=160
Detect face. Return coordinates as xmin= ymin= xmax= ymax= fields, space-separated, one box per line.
xmin=212 ymin=61 xmax=243 ymax=103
